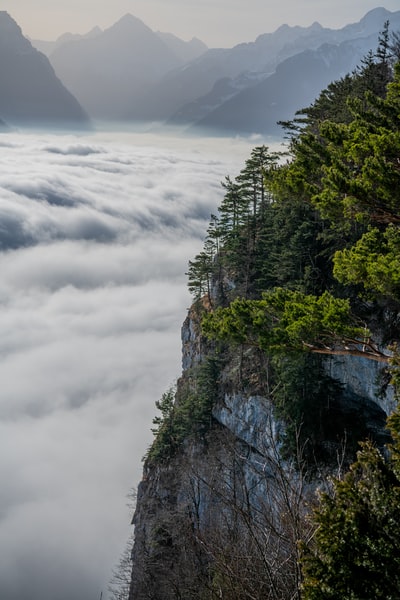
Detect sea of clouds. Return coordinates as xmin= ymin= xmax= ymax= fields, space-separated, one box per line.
xmin=0 ymin=128 xmax=265 ymax=600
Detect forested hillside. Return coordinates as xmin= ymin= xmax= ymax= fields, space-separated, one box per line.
xmin=125 ymin=26 xmax=400 ymax=600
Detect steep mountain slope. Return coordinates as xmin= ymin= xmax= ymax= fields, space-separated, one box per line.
xmin=0 ymin=12 xmax=89 ymax=127
xmin=49 ymin=14 xmax=184 ymax=120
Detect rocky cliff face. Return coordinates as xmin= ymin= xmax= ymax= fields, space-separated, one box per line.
xmin=129 ymin=295 xmax=394 ymax=599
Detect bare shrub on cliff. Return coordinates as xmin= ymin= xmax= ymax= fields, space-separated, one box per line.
xmin=184 ymin=422 xmax=317 ymax=600
xmin=108 ymin=490 xmax=136 ymax=600
xmin=108 ymin=533 xmax=134 ymax=600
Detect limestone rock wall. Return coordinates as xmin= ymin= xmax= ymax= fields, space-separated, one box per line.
xmin=129 ymin=301 xmax=396 ymax=599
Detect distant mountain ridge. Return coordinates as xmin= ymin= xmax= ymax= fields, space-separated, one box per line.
xmin=48 ymin=14 xmax=208 ymax=120
xmin=156 ymin=31 xmax=207 ymax=63
xmin=143 ymin=7 xmax=400 ymax=132
xmin=181 ymin=32 xmax=394 ymax=135
xmin=2 ymin=8 xmax=400 ymax=134
xmin=0 ymin=11 xmax=89 ymax=128
xmin=46 ymin=6 xmax=396 ymax=133
xmin=31 ymin=27 xmax=103 ymax=56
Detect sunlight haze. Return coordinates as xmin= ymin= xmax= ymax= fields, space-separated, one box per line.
xmin=4 ymin=0 xmax=400 ymax=46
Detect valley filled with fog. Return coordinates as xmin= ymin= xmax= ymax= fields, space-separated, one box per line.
xmin=0 ymin=128 xmax=270 ymax=599
xmin=0 ymin=2 xmax=400 ymax=598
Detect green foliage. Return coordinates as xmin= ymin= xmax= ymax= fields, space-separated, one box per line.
xmin=263 ymin=289 xmax=364 ymax=350
xmin=146 ymin=387 xmax=181 ymax=463
xmin=295 ymin=74 xmax=360 ymax=128
xmin=300 ymin=345 xmax=400 ymax=598
xmin=187 ymin=250 xmax=214 ymax=303
xmin=387 ymin=397 xmax=400 ymax=458
xmin=146 ymin=356 xmax=221 ymax=464
xmin=301 ymin=437 xmax=400 ymax=599
xmin=187 ymin=145 xmax=283 ymax=300
xmin=274 ymin=59 xmax=400 ymax=300
xmin=269 ymin=56 xmax=400 ymax=596
xmin=313 ymin=64 xmax=400 ymax=226
xmin=193 ymin=56 xmax=400 ymax=480
xmin=199 ymin=58 xmax=400 ymax=364
xmin=271 ymin=353 xmax=372 ymax=461
xmin=334 ymin=224 xmax=400 ymax=300
xmin=203 ymin=288 xmax=368 ymax=356
xmin=255 ymin=196 xmax=331 ymax=295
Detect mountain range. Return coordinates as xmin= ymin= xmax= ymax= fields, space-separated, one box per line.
xmin=47 ymin=14 xmax=207 ymax=120
xmin=1 ymin=8 xmax=400 ymax=134
xmin=0 ymin=11 xmax=89 ymax=128
xmin=143 ymin=7 xmax=400 ymax=133
xmin=182 ymin=34 xmax=385 ymax=135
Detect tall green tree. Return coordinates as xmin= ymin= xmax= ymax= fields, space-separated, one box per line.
xmin=313 ymin=62 xmax=400 ymax=227
xmin=187 ymin=249 xmax=214 ymax=304
xmin=333 ymin=224 xmax=400 ymax=301
xmin=301 ymin=402 xmax=400 ymax=599
xmin=202 ymin=288 xmax=387 ymax=362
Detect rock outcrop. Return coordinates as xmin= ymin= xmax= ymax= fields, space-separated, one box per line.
xmin=129 ymin=292 xmax=394 ymax=599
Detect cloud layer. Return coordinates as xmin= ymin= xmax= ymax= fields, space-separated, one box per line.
xmin=0 ymin=128 xmax=258 ymax=599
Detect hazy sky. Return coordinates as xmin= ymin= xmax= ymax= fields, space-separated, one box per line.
xmin=3 ymin=0 xmax=400 ymax=47
xmin=0 ymin=129 xmax=260 ymax=600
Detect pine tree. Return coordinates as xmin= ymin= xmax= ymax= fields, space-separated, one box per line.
xmin=301 ymin=406 xmax=400 ymax=599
